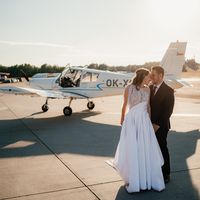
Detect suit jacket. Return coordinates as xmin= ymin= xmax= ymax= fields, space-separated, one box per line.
xmin=150 ymin=82 xmax=175 ymax=130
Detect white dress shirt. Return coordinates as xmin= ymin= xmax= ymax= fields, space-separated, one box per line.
xmin=154 ymin=81 xmax=163 ymax=95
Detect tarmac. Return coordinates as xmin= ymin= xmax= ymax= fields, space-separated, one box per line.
xmin=0 ymin=81 xmax=200 ymax=200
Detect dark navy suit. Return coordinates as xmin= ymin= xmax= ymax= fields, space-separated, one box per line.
xmin=150 ymin=82 xmax=175 ymax=178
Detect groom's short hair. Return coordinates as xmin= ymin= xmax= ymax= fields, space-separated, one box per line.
xmin=151 ymin=66 xmax=164 ymax=76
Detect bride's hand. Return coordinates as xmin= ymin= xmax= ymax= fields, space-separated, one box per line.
xmin=120 ymin=117 xmax=124 ymax=125
xmin=153 ymin=123 xmax=160 ymax=132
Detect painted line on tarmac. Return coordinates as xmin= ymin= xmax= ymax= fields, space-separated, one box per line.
xmin=182 ymin=78 xmax=200 ymax=82
xmin=172 ymin=167 xmax=200 ymax=173
xmin=104 ymin=112 xmax=200 ymax=117
xmin=172 ymin=113 xmax=200 ymax=117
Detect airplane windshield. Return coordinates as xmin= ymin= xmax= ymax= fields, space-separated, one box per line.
xmin=60 ymin=66 xmax=70 ymax=77
xmin=58 ymin=67 xmax=99 ymax=88
xmin=59 ymin=68 xmax=82 ymax=88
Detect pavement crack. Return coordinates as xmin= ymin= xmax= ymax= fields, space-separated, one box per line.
xmin=0 ymin=186 xmax=86 ymax=200
xmin=87 ymin=179 xmax=122 ymax=187
xmin=172 ymin=167 xmax=200 ymax=173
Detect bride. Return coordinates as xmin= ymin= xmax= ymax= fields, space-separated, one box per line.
xmin=113 ymin=68 xmax=165 ymax=193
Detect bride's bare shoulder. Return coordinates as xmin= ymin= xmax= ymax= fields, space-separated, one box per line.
xmin=124 ymin=84 xmax=133 ymax=95
xmin=125 ymin=84 xmax=133 ymax=90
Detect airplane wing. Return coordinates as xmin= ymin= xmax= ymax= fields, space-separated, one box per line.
xmin=0 ymin=86 xmax=85 ymax=99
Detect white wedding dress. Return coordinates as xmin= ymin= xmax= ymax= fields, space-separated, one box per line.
xmin=112 ymin=85 xmax=165 ymax=193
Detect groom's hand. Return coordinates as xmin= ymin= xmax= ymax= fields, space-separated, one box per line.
xmin=153 ymin=124 xmax=160 ymax=132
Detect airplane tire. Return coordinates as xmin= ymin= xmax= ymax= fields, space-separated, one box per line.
xmin=63 ymin=106 xmax=72 ymax=116
xmin=87 ymin=101 xmax=95 ymax=110
xmin=42 ymin=104 xmax=49 ymax=112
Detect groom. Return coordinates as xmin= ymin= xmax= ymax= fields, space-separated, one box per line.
xmin=150 ymin=66 xmax=175 ymax=183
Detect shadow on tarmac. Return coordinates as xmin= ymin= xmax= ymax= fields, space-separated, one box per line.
xmin=0 ymin=110 xmax=120 ymax=158
xmin=0 ymin=111 xmax=200 ymax=199
xmin=115 ymin=129 xmax=200 ymax=200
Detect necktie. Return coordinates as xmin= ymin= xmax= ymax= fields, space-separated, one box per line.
xmin=152 ymin=85 xmax=157 ymax=95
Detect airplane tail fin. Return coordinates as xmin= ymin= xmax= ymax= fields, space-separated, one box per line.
xmin=160 ymin=41 xmax=187 ymax=78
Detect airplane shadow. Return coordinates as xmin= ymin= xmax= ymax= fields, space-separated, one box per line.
xmin=0 ymin=110 xmax=120 ymax=158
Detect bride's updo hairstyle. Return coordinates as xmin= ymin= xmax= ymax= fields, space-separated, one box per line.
xmin=131 ymin=68 xmax=150 ymax=90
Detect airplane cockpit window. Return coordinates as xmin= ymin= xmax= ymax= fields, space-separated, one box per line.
xmin=82 ymin=72 xmax=99 ymax=83
xmin=58 ymin=69 xmax=99 ymax=88
xmin=59 ymin=68 xmax=82 ymax=88
xmin=72 ymin=70 xmax=82 ymax=87
xmin=82 ymin=72 xmax=92 ymax=82
xmin=92 ymin=73 xmax=99 ymax=82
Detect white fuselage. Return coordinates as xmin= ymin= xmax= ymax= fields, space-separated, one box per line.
xmin=29 ymin=68 xmax=134 ymax=98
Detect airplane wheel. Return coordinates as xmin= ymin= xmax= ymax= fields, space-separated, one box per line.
xmin=63 ymin=106 xmax=72 ymax=116
xmin=42 ymin=104 xmax=49 ymax=112
xmin=87 ymin=101 xmax=95 ymax=110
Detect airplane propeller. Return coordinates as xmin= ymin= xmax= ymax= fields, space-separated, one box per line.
xmin=20 ymin=69 xmax=30 ymax=82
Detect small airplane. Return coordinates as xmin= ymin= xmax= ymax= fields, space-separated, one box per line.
xmin=0 ymin=41 xmax=187 ymax=117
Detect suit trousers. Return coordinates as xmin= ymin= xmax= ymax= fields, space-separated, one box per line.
xmin=155 ymin=128 xmax=170 ymax=178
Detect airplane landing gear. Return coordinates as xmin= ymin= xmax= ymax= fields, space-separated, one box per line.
xmin=42 ymin=98 xmax=49 ymax=112
xmin=63 ymin=106 xmax=72 ymax=116
xmin=42 ymin=104 xmax=49 ymax=112
xmin=41 ymin=97 xmax=95 ymax=116
xmin=63 ymin=97 xmax=73 ymax=116
xmin=87 ymin=101 xmax=95 ymax=110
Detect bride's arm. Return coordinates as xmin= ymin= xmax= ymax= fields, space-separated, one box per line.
xmin=147 ymin=87 xmax=151 ymax=117
xmin=148 ymin=102 xmax=151 ymax=117
xmin=120 ymin=86 xmax=129 ymax=125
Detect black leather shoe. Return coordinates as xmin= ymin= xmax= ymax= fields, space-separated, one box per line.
xmin=164 ymin=175 xmax=170 ymax=183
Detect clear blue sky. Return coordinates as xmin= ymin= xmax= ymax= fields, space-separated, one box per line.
xmin=0 ymin=0 xmax=199 ymax=66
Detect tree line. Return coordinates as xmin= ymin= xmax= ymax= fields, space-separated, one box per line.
xmin=0 ymin=59 xmax=199 ymax=77
xmin=0 ymin=64 xmax=65 ymax=77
